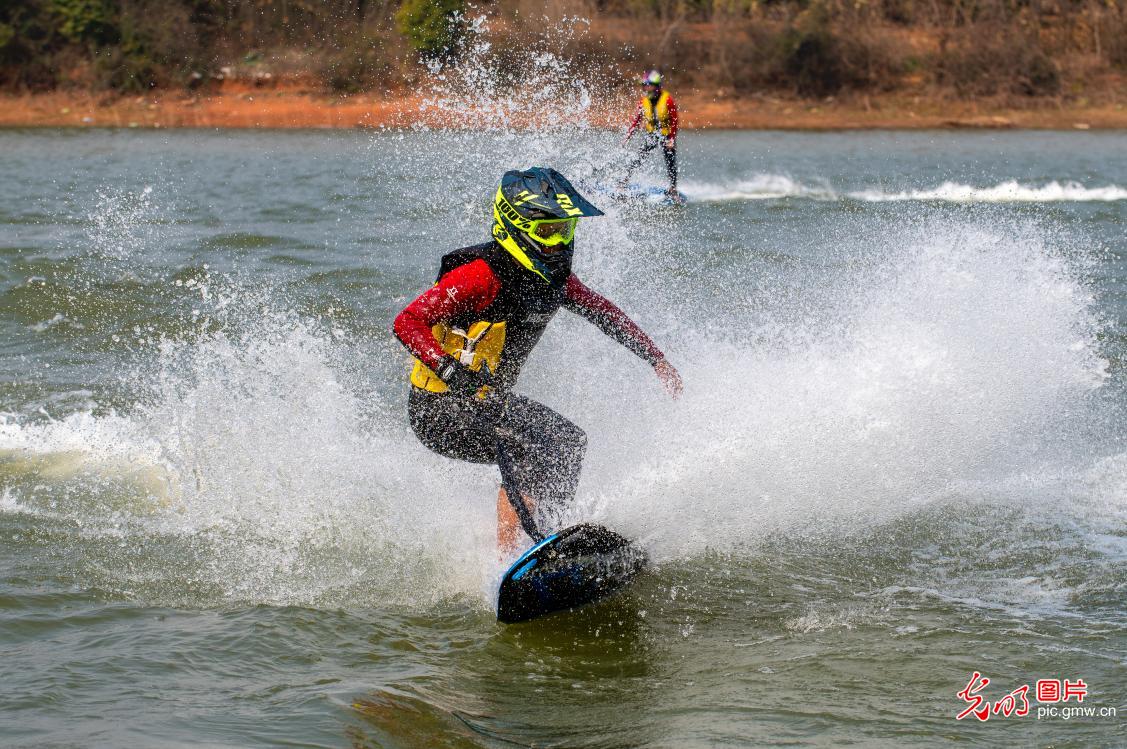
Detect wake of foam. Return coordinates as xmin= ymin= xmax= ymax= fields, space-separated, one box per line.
xmin=679 ymin=175 xmax=1127 ymax=204
xmin=850 ymin=179 xmax=1127 ymax=203
xmin=680 ymin=175 xmax=837 ymax=202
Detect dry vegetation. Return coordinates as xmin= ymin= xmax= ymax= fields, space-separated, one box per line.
xmin=1 ymin=0 xmax=1125 ymax=110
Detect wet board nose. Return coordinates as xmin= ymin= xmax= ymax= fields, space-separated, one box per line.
xmin=496 ymin=523 xmax=648 ymax=624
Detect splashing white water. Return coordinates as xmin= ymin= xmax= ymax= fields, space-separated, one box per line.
xmin=1 ymin=210 xmax=1121 ymax=609
xmin=416 ymin=14 xmax=608 ymax=135
xmin=558 ymin=217 xmax=1116 ymax=559
xmin=88 ymin=184 xmax=160 ymax=260
xmin=1 ymin=309 xmax=501 ymax=607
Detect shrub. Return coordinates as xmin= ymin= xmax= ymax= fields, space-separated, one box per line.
xmin=118 ymin=0 xmax=202 ymax=87
xmin=1105 ymin=13 xmax=1127 ymax=70
xmin=93 ymin=44 xmax=158 ymax=90
xmin=0 ymin=1 xmax=62 ymax=90
xmin=778 ymin=3 xmax=844 ymax=97
xmin=52 ymin=0 xmax=117 ymax=46
xmin=937 ymin=24 xmax=1060 ymax=97
xmin=395 ymin=0 xmax=465 ymax=58
xmin=318 ymin=37 xmax=396 ymax=93
xmin=772 ymin=1 xmax=898 ymax=96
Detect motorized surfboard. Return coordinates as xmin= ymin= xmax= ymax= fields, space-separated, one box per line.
xmin=623 ymin=184 xmax=687 ymax=206
xmin=588 ymin=182 xmax=687 ymax=207
xmin=496 ymin=523 xmax=648 ymax=624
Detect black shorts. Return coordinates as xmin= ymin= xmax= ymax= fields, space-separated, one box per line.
xmin=408 ymin=388 xmax=587 ymax=531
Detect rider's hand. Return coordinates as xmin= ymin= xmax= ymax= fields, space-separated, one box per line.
xmin=664 ymin=138 xmax=676 ymax=150
xmin=654 ymin=358 xmax=683 ymax=399
xmin=435 ymin=356 xmax=492 ymax=395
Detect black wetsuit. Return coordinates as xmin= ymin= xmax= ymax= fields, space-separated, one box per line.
xmin=393 ymin=242 xmax=664 ymax=539
xmin=626 ymin=134 xmax=678 ymax=190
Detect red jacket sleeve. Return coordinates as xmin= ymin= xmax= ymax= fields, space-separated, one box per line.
xmin=393 ymin=259 xmax=501 ymax=370
xmin=563 ymin=274 xmax=664 ymax=365
xmin=666 ymin=94 xmax=678 ymax=141
xmin=625 ymin=101 xmax=643 ymax=139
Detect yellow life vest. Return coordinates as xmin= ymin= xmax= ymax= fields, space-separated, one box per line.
xmin=641 ymin=91 xmax=672 ymax=137
xmin=409 ymin=320 xmax=507 ymax=396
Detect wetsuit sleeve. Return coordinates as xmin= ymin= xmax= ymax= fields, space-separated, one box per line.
xmin=393 ymin=259 xmax=501 ymax=370
xmin=563 ymin=274 xmax=664 ymax=365
xmin=625 ymin=101 xmax=643 ymax=139
xmin=667 ymin=95 xmax=678 ymax=141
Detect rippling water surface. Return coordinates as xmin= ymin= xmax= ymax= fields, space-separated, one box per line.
xmin=1 ymin=125 xmax=1125 ymax=748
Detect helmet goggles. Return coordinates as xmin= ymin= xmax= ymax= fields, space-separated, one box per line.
xmin=494 ymin=187 xmax=581 ymax=247
xmin=528 ymin=217 xmax=578 ymax=246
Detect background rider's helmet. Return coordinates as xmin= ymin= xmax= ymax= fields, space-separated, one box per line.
xmin=492 ymin=167 xmax=604 ymax=284
xmin=642 ymin=70 xmax=663 ymax=88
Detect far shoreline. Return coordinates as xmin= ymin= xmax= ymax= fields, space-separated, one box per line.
xmin=3 ymin=88 xmax=1126 ymax=131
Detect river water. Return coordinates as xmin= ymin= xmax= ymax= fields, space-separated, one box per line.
xmin=1 ymin=125 xmax=1124 ymax=747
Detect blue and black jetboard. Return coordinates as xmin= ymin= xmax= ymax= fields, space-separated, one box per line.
xmin=497 ymin=523 xmax=647 ymax=624
xmin=587 ymin=182 xmax=687 ymax=207
xmin=620 ymin=184 xmax=687 ymax=206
